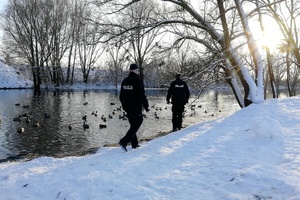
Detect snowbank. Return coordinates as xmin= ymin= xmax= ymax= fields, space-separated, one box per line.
xmin=1 ymin=97 xmax=300 ymax=199
xmin=0 ymin=60 xmax=33 ymax=89
xmin=248 ymin=117 xmax=282 ymax=139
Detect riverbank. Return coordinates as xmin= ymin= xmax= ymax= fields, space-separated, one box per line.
xmin=1 ymin=97 xmax=300 ymax=199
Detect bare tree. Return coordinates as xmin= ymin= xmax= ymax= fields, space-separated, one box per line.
xmin=46 ymin=0 xmax=72 ymax=86
xmin=124 ymin=1 xmax=164 ymax=80
xmin=65 ymin=0 xmax=79 ymax=85
xmin=93 ymin=0 xmax=165 ymax=80
xmin=76 ymin=8 xmax=105 ymax=83
xmin=1 ymin=0 xmax=74 ymax=91
xmin=264 ymin=0 xmax=300 ymax=96
xmin=254 ymin=0 xmax=277 ymax=98
xmin=105 ymin=43 xmax=129 ymax=88
xmin=99 ymin=0 xmax=291 ymax=107
xmin=1 ymin=0 xmax=43 ymax=92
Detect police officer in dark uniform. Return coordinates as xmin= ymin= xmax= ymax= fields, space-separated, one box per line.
xmin=119 ymin=63 xmax=149 ymax=152
xmin=166 ymin=74 xmax=190 ymax=131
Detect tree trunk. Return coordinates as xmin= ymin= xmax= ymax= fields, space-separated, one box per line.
xmin=222 ymin=66 xmax=245 ymax=108
xmin=286 ymin=51 xmax=293 ymax=97
xmin=266 ymin=49 xmax=277 ymax=98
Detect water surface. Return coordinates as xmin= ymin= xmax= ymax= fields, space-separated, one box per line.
xmin=0 ymin=89 xmax=240 ymax=162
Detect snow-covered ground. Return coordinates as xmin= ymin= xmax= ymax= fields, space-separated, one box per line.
xmin=0 ymin=60 xmax=113 ymax=90
xmin=0 ymin=60 xmax=33 ymax=89
xmin=1 ymin=60 xmax=300 ymax=199
xmin=1 ymin=97 xmax=300 ymax=199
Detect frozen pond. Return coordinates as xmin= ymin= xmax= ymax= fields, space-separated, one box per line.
xmin=0 ymin=89 xmax=240 ymax=162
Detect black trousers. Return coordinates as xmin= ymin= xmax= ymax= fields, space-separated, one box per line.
xmin=120 ymin=112 xmax=143 ymax=148
xmin=172 ymin=104 xmax=185 ymax=130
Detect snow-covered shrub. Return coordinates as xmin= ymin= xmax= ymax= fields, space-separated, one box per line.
xmin=248 ymin=117 xmax=282 ymax=139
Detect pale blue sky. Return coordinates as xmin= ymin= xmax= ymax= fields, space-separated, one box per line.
xmin=0 ymin=0 xmax=8 ymax=11
xmin=0 ymin=0 xmax=8 ymax=43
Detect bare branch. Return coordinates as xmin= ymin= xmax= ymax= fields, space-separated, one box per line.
xmin=247 ymin=0 xmax=285 ymax=16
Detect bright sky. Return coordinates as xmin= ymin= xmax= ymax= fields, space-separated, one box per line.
xmin=0 ymin=0 xmax=8 ymax=43
xmin=0 ymin=0 xmax=284 ymax=52
xmin=0 ymin=0 xmax=8 ymax=13
xmin=250 ymin=17 xmax=283 ymax=52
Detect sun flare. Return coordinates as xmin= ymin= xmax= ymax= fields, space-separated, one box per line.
xmin=250 ymin=17 xmax=283 ymax=52
xmin=259 ymin=30 xmax=282 ymax=51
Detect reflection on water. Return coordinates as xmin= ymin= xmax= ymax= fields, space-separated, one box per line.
xmin=0 ymin=89 xmax=240 ymax=162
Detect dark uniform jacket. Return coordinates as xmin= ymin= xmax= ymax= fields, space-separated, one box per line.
xmin=167 ymin=77 xmax=190 ymax=105
xmin=120 ymin=72 xmax=149 ymax=113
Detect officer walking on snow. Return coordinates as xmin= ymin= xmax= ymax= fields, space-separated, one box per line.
xmin=166 ymin=74 xmax=190 ymax=131
xmin=119 ymin=63 xmax=149 ymax=152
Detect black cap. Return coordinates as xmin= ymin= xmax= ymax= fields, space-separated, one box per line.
xmin=130 ymin=63 xmax=139 ymax=70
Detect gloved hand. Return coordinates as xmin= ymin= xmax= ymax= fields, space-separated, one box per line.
xmin=145 ymin=107 xmax=150 ymax=112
